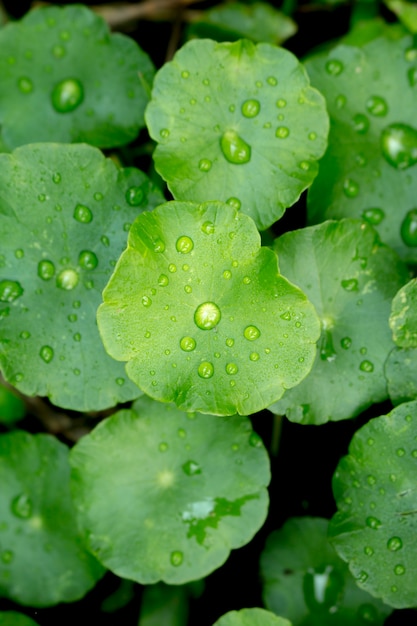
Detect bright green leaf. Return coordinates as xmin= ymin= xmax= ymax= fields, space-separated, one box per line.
xmin=0 ymin=613 xmax=40 ymax=626
xmin=70 ymin=396 xmax=270 ymax=585
xmin=97 ymin=200 xmax=320 ymax=416
xmin=0 ymin=431 xmax=105 ymax=607
xmin=306 ymin=33 xmax=417 ymax=263
xmin=186 ymin=2 xmax=297 ymax=45
xmin=385 ymin=0 xmax=417 ymax=33
xmin=260 ymin=517 xmax=392 ymax=626
xmin=385 ymin=346 xmax=417 ymax=405
xmin=329 ymin=401 xmax=417 ymax=608
xmin=213 ymin=608 xmax=292 ymax=626
xmin=145 ymin=39 xmax=329 ymax=230
xmin=0 ymin=143 xmax=164 ymax=411
xmin=0 ymin=5 xmax=154 ymax=150
xmin=269 ymin=219 xmax=408 ymax=424
xmin=389 ymin=278 xmax=417 ymax=348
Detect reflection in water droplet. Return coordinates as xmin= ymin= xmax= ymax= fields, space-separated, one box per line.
xmin=194 ymin=302 xmax=221 ymax=329
xmin=56 ymin=268 xmax=79 ymax=290
xmin=244 ymin=325 xmax=260 ymax=341
xmin=401 ymin=209 xmax=417 ymax=246
xmin=198 ymin=158 xmax=212 ymax=172
xmin=125 ymin=186 xmax=144 ymax=206
xmin=353 ymin=113 xmax=369 ymax=134
xmin=220 ymin=130 xmax=251 ymax=164
xmin=387 ymin=537 xmax=403 ymax=552
xmin=326 ymin=59 xmax=344 ymax=75
xmin=241 ymin=99 xmax=260 ymax=118
xmin=51 ymin=78 xmax=84 ymax=113
xmin=381 ymin=123 xmax=417 ymax=170
xmin=366 ymin=95 xmax=388 ymax=117
xmin=40 ymin=345 xmax=54 ymax=363
xmin=79 ymin=250 xmax=98 ymax=270
xmin=0 ymin=280 xmax=24 ymax=302
xmin=180 ymin=336 xmax=196 ymax=352
xmin=74 ymin=204 xmax=93 ymax=223
xmin=176 ymin=236 xmax=194 ymax=254
xmin=170 ymin=550 xmax=183 ymax=566
xmin=341 ymin=278 xmax=358 ymax=291
xmin=11 ymin=493 xmax=32 ymax=519
xmin=198 ymin=361 xmax=214 ymax=378
xmin=362 ymin=208 xmax=385 ymax=225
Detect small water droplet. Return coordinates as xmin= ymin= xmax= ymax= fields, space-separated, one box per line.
xmin=364 ymin=546 xmax=374 ymax=556
xmin=158 ymin=274 xmax=169 ymax=286
xmin=198 ymin=361 xmax=214 ymax=378
xmin=366 ymin=516 xmax=381 ymax=529
xmin=276 ymin=126 xmax=289 ymax=139
xmin=201 ymin=221 xmax=215 ymax=235
xmin=343 ymin=178 xmax=359 ymax=198
xmin=11 ymin=493 xmax=32 ymax=519
xmin=168 ymin=264 xmax=177 ymax=273
xmin=267 ymin=76 xmax=277 ymax=86
xmin=1 ymin=550 xmax=14 ymax=564
xmin=182 ymin=460 xmax=201 ymax=476
xmin=387 ymin=536 xmax=403 ymax=551
xmin=367 ymin=437 xmax=375 ymax=446
xmin=142 ymin=296 xmax=152 ymax=307
xmin=223 ymin=270 xmax=232 ymax=279
xmin=353 ymin=113 xmax=369 ymax=134
xmin=381 ymin=123 xmax=417 ymax=170
xmin=20 ymin=331 xmax=30 ymax=339
xmin=244 ymin=325 xmax=260 ymax=341
xmin=226 ymin=338 xmax=234 ymax=347
xmin=0 ymin=280 xmax=24 ymax=302
xmin=308 ymin=132 xmax=317 ymax=140
xmin=56 ymin=268 xmax=78 ymax=290
xmin=396 ymin=447 xmax=405 ymax=457
xmin=250 ymin=352 xmax=260 ymax=361
xmin=341 ymin=278 xmax=358 ymax=291
xmin=180 ymin=336 xmax=196 ymax=351
xmin=18 ymin=77 xmax=33 ymax=93
xmin=220 ymin=130 xmax=251 ymax=164
xmin=74 ymin=204 xmax=93 ymax=223
xmin=125 ymin=186 xmax=144 ymax=206
xmin=194 ymin=302 xmax=221 ymax=329
xmin=362 ymin=208 xmax=385 ymax=225
xmin=115 ymin=377 xmax=125 ymax=386
xmin=159 ymin=442 xmax=168 ymax=452
xmin=241 ymin=99 xmax=260 ymax=118
xmin=367 ymin=475 xmax=376 ymax=486
xmin=226 ymin=362 xmax=238 ymax=375
xmin=170 ymin=550 xmax=183 ymax=566
xmin=78 ymin=250 xmax=98 ymax=270
xmin=198 ymin=158 xmax=212 ymax=172
xmin=394 ymin=564 xmax=406 ymax=576
xmin=152 ymin=238 xmax=165 ymax=253
xmin=40 ymin=345 xmax=54 ymax=363
xmin=73 ymin=332 xmax=82 ymax=342
xmin=367 ymin=95 xmax=388 ymax=117
xmin=184 ymin=285 xmax=192 ymax=293
xmin=226 ymin=197 xmax=241 ymax=211
xmin=51 ymin=78 xmax=84 ymax=113
xmin=401 ymin=208 xmax=417 ymax=246
xmin=326 ymin=59 xmax=344 ymax=75
xmin=360 ymin=360 xmax=374 ymax=373
xmin=176 ymin=236 xmax=194 ymax=254
xmin=335 ymin=94 xmax=346 ymax=109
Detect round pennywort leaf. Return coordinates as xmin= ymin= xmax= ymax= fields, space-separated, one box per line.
xmin=213 ymin=608 xmax=292 ymax=626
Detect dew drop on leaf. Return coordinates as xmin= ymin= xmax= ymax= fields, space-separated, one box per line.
xmin=194 ymin=302 xmax=221 ymax=329
xmin=394 ymin=564 xmax=406 ymax=576
xmin=168 ymin=263 xmax=177 ymax=273
xmin=180 ymin=336 xmax=196 ymax=352
xmin=276 ymin=126 xmax=290 ymax=139
xmin=226 ymin=363 xmax=238 ymax=375
xmin=352 ymin=113 xmax=370 ymax=134
xmin=158 ymin=274 xmax=169 ymax=287
xmin=381 ymin=123 xmax=417 ymax=170
xmin=153 ymin=239 xmax=165 ymax=253
xmin=325 ymin=59 xmax=344 ymax=75
xmin=39 ymin=345 xmax=54 ymax=363
xmin=51 ymin=78 xmax=84 ymax=113
xmin=250 ymin=352 xmax=260 ymax=361
xmin=176 ymin=236 xmax=194 ymax=254
xmin=362 ymin=208 xmax=385 ymax=225
xmin=343 ymin=178 xmax=359 ymax=198
xmin=357 ymin=604 xmax=378 ymax=622
xmin=125 ymin=186 xmax=144 ymax=206
xmin=366 ymin=96 xmax=388 ymax=117
xmin=56 ymin=268 xmax=79 ymax=290
xmin=198 ymin=158 xmax=212 ymax=172
xmin=341 ymin=278 xmax=358 ymax=291
xmin=18 ymin=77 xmax=33 ymax=93
xmin=78 ymin=250 xmax=98 ymax=270
xmin=159 ymin=442 xmax=168 ymax=452
xmin=11 ymin=493 xmax=32 ymax=519
xmin=170 ymin=550 xmax=184 ymax=566
xmin=407 ymin=67 xmax=417 ymax=87
xmin=360 ymin=360 xmax=374 ymax=373
xmin=366 ymin=516 xmax=381 ymax=529
xmin=141 ymin=296 xmax=152 ymax=307
xmin=241 ymin=99 xmax=260 ymax=118
xmin=387 ymin=536 xmax=403 ymax=552
xmin=74 ymin=203 xmax=93 ymax=223
xmin=244 ymin=325 xmax=261 ymax=341
xmin=0 ymin=280 xmax=24 ymax=302
xmin=364 ymin=546 xmax=374 ymax=556
xmin=201 ymin=221 xmax=215 ymax=234
xmin=198 ymin=361 xmax=214 ymax=378
xmin=400 ymin=208 xmax=417 ymax=246
xmin=1 ymin=550 xmax=14 ymax=564
xmin=220 ymin=130 xmax=251 ymax=164
xmin=226 ymin=197 xmax=241 ymax=210
xmin=182 ymin=460 xmax=201 ymax=476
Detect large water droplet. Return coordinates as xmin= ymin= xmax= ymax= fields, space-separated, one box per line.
xmin=194 ymin=302 xmax=221 ymax=329
xmin=381 ymin=123 xmax=417 ymax=170
xmin=170 ymin=550 xmax=183 ymax=566
xmin=362 ymin=208 xmax=385 ymax=225
xmin=79 ymin=250 xmax=98 ymax=270
xmin=182 ymin=460 xmax=201 ymax=476
xmin=198 ymin=361 xmax=214 ymax=378
xmin=40 ymin=345 xmax=54 ymax=363
xmin=241 ymin=99 xmax=260 ymax=118
xmin=244 ymin=325 xmax=260 ymax=341
xmin=125 ymin=186 xmax=144 ymax=206
xmin=74 ymin=203 xmax=93 ymax=223
xmin=387 ymin=536 xmax=403 ymax=552
xmin=0 ymin=280 xmax=24 ymax=303
xmin=220 ymin=130 xmax=251 ymax=164
xmin=11 ymin=493 xmax=32 ymax=519
xmin=366 ymin=95 xmax=388 ymax=117
xmin=401 ymin=208 xmax=417 ymax=246
xmin=56 ymin=268 xmax=79 ymax=290
xmin=180 ymin=336 xmax=196 ymax=351
xmin=51 ymin=78 xmax=84 ymax=113
xmin=176 ymin=236 xmax=194 ymax=254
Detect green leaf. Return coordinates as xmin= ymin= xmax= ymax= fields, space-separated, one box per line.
xmin=0 ymin=5 xmax=154 ymax=150
xmin=212 ymin=608 xmax=292 ymax=626
xmin=385 ymin=346 xmax=417 ymax=405
xmin=69 ymin=396 xmax=270 ymax=585
xmin=0 ymin=613 xmax=39 ymax=626
xmin=389 ymin=278 xmax=417 ymax=348
xmin=306 ymin=33 xmax=417 ymax=263
xmin=186 ymin=2 xmax=297 ymax=45
xmin=329 ymin=401 xmax=417 ymax=608
xmin=0 ymin=431 xmax=105 ymax=607
xmin=97 ymin=200 xmax=320 ymax=416
xmin=0 ymin=143 xmax=164 ymax=411
xmin=0 ymin=384 xmax=25 ymax=424
xmin=385 ymin=0 xmax=417 ymax=33
xmin=145 ymin=39 xmax=329 ymax=230
xmin=269 ymin=219 xmax=408 ymax=424
xmin=260 ymin=517 xmax=392 ymax=626
xmin=138 ymin=582 xmax=189 ymax=626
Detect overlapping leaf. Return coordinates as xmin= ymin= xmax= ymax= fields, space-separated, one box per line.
xmin=213 ymin=608 xmax=292 ymax=626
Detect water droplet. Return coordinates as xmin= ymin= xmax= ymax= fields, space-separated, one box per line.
xmin=367 ymin=475 xmax=376 ymax=486
xmin=152 ymin=238 xmax=165 ymax=253
xmin=394 ymin=564 xmax=405 ymax=576
xmin=407 ymin=66 xmax=417 ymax=86
xmin=51 ymin=78 xmax=84 ymax=113
xmin=381 ymin=123 xmax=417 ymax=170
xmin=201 ymin=221 xmax=215 ymax=234
xmin=343 ymin=178 xmax=359 ymax=198
xmin=78 ymin=250 xmax=98 ymax=270
xmin=176 ymin=236 xmax=194 ymax=254
xmin=20 ymin=331 xmax=30 ymax=339
xmin=73 ymin=332 xmax=82 ymax=342
xmin=74 ymin=203 xmax=93 ymax=223
xmin=184 ymin=285 xmax=192 ymax=294
xmin=182 ymin=460 xmax=201 ymax=476
xmin=142 ymin=296 xmax=152 ymax=307
xmin=401 ymin=208 xmax=417 ymax=246
xmin=198 ymin=158 xmax=212 ymax=172
xmin=241 ymin=98 xmax=260 ymax=118
xmin=244 ymin=325 xmax=260 ymax=341
xmin=341 ymin=278 xmax=358 ymax=291
xmin=18 ymin=77 xmax=33 ymax=93
xmin=40 ymin=345 xmax=54 ymax=363
xmin=220 ymin=130 xmax=251 ymax=164
xmin=308 ymin=132 xmax=317 ymax=141
xmin=170 ymin=550 xmax=183 ymax=566
xmin=115 ymin=377 xmax=125 ymax=386
xmin=226 ymin=363 xmax=238 ymax=375
xmin=276 ymin=126 xmax=289 ymax=139
xmin=198 ymin=361 xmax=214 ymax=378
xmin=194 ymin=302 xmax=221 ymax=329
xmin=250 ymin=352 xmax=260 ymax=361
xmin=387 ymin=536 xmax=403 ymax=551
xmin=222 ymin=270 xmax=232 ymax=280
xmin=335 ymin=94 xmax=346 ymax=109
xmin=353 ymin=113 xmax=369 ymax=134
xmin=158 ymin=274 xmax=169 ymax=287
xmin=1 ymin=550 xmax=14 ymax=564
xmin=11 ymin=493 xmax=32 ymax=519
xmin=56 ymin=268 xmax=79 ymax=290
xmin=243 ymin=276 xmax=251 ymax=284
xmin=280 ymin=311 xmax=291 ymax=321
xmin=168 ymin=264 xmax=177 ymax=273
xmin=160 ymin=128 xmax=170 ymax=139
xmin=326 ymin=59 xmax=344 ymax=75
xmin=180 ymin=336 xmax=196 ymax=351
xmin=357 ymin=604 xmax=378 ymax=623
xmin=125 ymin=186 xmax=144 ymax=206
xmin=362 ymin=208 xmax=385 ymax=225
xmin=366 ymin=516 xmax=381 ymax=529
xmin=366 ymin=95 xmax=388 ymax=117
xmin=226 ymin=197 xmax=241 ymax=211
xmin=412 ymin=449 xmax=417 ymax=457
xmin=360 ymin=360 xmax=374 ymax=373
xmin=364 ymin=546 xmax=374 ymax=556
xmin=396 ymin=447 xmax=405 ymax=457
xmin=0 ymin=280 xmax=24 ymax=303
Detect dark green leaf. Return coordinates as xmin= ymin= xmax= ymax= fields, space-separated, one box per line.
xmin=213 ymin=608 xmax=292 ymax=626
